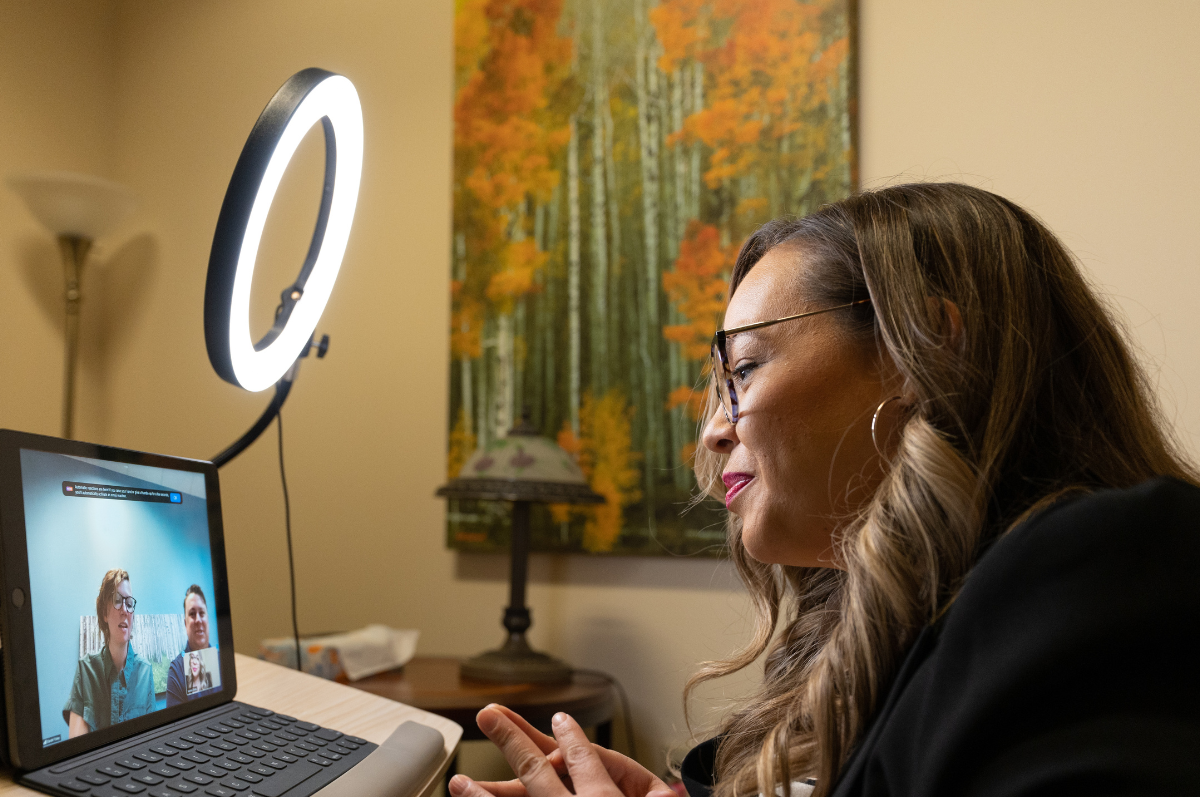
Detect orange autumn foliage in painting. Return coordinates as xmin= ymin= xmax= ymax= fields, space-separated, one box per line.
xmin=551 ymin=392 xmax=643 ymax=553
xmin=663 ymin=222 xmax=733 ymax=361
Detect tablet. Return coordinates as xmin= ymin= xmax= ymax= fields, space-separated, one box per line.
xmin=0 ymin=429 xmax=236 ymax=771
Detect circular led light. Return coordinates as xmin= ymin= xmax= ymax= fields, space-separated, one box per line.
xmin=205 ymin=68 xmax=363 ymax=392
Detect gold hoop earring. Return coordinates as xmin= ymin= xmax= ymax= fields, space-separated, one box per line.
xmin=871 ymin=396 xmax=904 ymax=457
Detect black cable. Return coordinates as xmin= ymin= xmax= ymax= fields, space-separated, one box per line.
xmin=573 ymin=668 xmax=638 ymax=763
xmin=278 ymin=411 xmax=302 ymax=672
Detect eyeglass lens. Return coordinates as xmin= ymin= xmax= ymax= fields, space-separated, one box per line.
xmin=113 ymin=595 xmax=136 ymax=612
xmin=710 ymin=339 xmax=736 ymax=424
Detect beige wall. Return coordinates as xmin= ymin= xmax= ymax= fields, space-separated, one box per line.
xmin=3 ymin=0 xmax=1199 ymax=783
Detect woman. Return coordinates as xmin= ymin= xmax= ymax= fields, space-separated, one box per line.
xmin=448 ymin=184 xmax=1200 ymax=797
xmin=63 ymin=569 xmax=156 ymax=737
xmin=185 ymin=650 xmax=212 ymax=695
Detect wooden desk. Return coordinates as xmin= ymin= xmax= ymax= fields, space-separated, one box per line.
xmin=347 ymin=657 xmax=615 ymax=745
xmin=0 ymin=653 xmax=463 ymax=797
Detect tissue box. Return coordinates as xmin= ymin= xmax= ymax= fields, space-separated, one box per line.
xmin=259 ymin=625 xmax=419 ymax=682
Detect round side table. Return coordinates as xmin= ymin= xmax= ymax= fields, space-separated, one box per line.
xmin=346 ymin=656 xmax=616 ymax=788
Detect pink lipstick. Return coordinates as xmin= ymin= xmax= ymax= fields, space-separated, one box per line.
xmin=722 ymin=472 xmax=754 ymax=507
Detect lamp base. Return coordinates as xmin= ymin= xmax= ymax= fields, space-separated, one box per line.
xmin=461 ymin=635 xmax=572 ymax=684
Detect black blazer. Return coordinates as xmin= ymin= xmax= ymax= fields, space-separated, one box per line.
xmin=682 ymin=477 xmax=1200 ymax=796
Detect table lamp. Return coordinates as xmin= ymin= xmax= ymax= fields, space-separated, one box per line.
xmin=5 ymin=171 xmax=137 ymax=438
xmin=437 ymin=418 xmax=603 ymax=684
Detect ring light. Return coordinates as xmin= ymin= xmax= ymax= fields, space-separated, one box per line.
xmin=205 ymin=67 xmax=363 ymax=393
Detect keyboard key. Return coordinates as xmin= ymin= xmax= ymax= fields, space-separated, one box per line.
xmin=183 ymin=735 xmax=209 ymax=746
xmin=134 ymin=752 xmax=163 ymax=764
xmin=100 ymin=766 xmax=129 ymax=778
xmin=213 ymin=741 xmax=237 ymax=752
xmin=222 ymin=735 xmax=248 ymax=746
xmin=295 ymin=742 xmax=318 ymax=753
xmin=294 ymin=722 xmax=319 ymax=733
xmin=203 ymin=787 xmax=236 ymax=797
xmin=118 ymin=758 xmax=147 ymax=770
xmin=172 ymin=760 xmax=196 ymax=771
xmin=166 ymin=741 xmax=194 ymax=751
xmin=264 ymin=760 xmax=287 ymax=770
xmin=214 ymin=760 xmax=241 ymax=771
xmin=199 ymin=748 xmax=224 ymax=758
xmin=312 ymin=729 xmax=343 ymax=742
xmin=208 ymin=725 xmax=234 ymax=735
xmin=242 ymin=748 xmax=265 ymax=759
xmin=223 ymin=720 xmax=244 ymax=729
xmin=259 ymin=721 xmax=282 ymax=731
xmin=147 ymin=789 xmax=176 ymax=797
xmin=113 ymin=782 xmax=147 ymax=793
xmin=149 ymin=766 xmax=179 ymax=778
xmin=182 ymin=773 xmax=212 ymax=785
xmin=195 ymin=729 xmax=220 ymax=739
xmin=275 ymin=752 xmax=300 ymax=763
xmin=199 ymin=766 xmax=227 ymax=778
xmin=234 ymin=730 xmax=260 ymax=741
xmin=151 ymin=745 xmax=178 ymax=757
xmin=79 ymin=773 xmax=110 ymax=785
xmin=228 ymin=753 xmax=254 ymax=765
xmin=344 ymin=736 xmax=368 ymax=746
xmin=247 ymin=765 xmax=273 ymax=778
xmin=322 ymin=752 xmax=342 ymax=761
xmin=274 ymin=731 xmax=298 ymax=742
xmin=168 ymin=780 xmax=198 ymax=793
xmin=285 ymin=726 xmax=308 ymax=737
xmin=307 ymin=756 xmax=332 ymax=767
xmin=239 ymin=772 xmax=263 ymax=783
xmin=327 ymin=745 xmax=351 ymax=756
xmin=221 ymin=779 xmax=250 ymax=791
xmin=273 ymin=714 xmax=296 ymax=723
xmin=251 ymin=741 xmax=276 ymax=752
xmin=134 ymin=773 xmax=164 ymax=785
xmin=182 ymin=753 xmax=211 ymax=764
xmin=58 ymin=781 xmax=89 ymax=793
xmin=250 ymin=726 xmax=275 ymax=736
xmin=245 ymin=760 xmax=320 ymax=797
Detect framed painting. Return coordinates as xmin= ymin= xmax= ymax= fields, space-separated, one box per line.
xmin=448 ymin=0 xmax=858 ymax=555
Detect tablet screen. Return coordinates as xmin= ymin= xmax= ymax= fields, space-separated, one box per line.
xmin=19 ymin=448 xmax=224 ymax=749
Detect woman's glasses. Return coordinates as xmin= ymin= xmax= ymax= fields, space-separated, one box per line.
xmin=112 ymin=595 xmax=137 ymax=612
xmin=710 ymin=299 xmax=870 ymax=425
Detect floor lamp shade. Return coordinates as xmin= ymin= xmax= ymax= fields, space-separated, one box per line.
xmin=6 ymin=171 xmax=137 ymax=240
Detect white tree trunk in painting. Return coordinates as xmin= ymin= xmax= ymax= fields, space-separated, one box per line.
xmin=568 ymin=116 xmax=582 ymax=436
xmin=589 ymin=0 xmax=609 ymax=395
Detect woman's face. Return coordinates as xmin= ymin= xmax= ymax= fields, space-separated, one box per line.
xmin=189 ymin=655 xmax=200 ymax=677
xmin=105 ymin=580 xmax=133 ymax=647
xmin=701 ymin=246 xmax=900 ymax=567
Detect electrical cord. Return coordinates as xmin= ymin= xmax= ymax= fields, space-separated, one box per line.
xmin=278 ymin=411 xmax=302 ymax=672
xmin=572 ymin=668 xmax=638 ymax=763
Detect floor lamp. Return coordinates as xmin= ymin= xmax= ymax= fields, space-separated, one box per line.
xmin=6 ymin=171 xmax=137 ymax=439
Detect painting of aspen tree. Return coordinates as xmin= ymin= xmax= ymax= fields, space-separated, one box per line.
xmin=447 ymin=0 xmax=857 ymax=555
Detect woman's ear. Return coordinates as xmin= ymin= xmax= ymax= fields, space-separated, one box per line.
xmin=927 ymin=297 xmax=964 ymax=350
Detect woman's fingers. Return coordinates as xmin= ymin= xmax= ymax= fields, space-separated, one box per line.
xmin=465 ymin=779 xmax=530 ymax=797
xmin=489 ymin=704 xmax=560 ymax=755
xmin=551 ymin=713 xmax=614 ymax=789
xmin=478 ymin=707 xmax=573 ymax=797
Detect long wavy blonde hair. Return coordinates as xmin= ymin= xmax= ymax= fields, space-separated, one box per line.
xmin=688 ymin=183 xmax=1197 ymax=797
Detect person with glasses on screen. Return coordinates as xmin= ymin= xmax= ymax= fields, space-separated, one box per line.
xmin=447 ymin=183 xmax=1200 ymax=797
xmin=166 ymin=584 xmax=219 ymax=706
xmin=64 ymin=568 xmax=155 ymax=737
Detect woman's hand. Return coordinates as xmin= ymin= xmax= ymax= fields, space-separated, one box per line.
xmin=448 ymin=704 xmax=675 ymax=797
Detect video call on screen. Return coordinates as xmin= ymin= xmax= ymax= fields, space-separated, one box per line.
xmin=20 ymin=450 xmax=222 ymax=747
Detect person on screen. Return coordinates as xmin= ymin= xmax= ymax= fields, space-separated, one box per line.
xmin=184 ymin=650 xmax=212 ymax=695
xmin=166 ymin=584 xmax=220 ymax=706
xmin=63 ymin=569 xmax=156 ymax=737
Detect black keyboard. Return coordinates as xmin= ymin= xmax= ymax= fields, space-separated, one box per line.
xmin=22 ymin=702 xmax=377 ymax=797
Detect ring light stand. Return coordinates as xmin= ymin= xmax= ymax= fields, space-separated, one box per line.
xmin=205 ymin=67 xmax=362 ymax=466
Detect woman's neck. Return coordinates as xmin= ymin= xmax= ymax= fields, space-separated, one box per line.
xmin=108 ymin=638 xmax=128 ymax=672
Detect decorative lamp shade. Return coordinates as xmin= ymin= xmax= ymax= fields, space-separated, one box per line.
xmin=437 ymin=422 xmax=603 ymax=504
xmin=6 ymin=171 xmax=137 ymax=239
